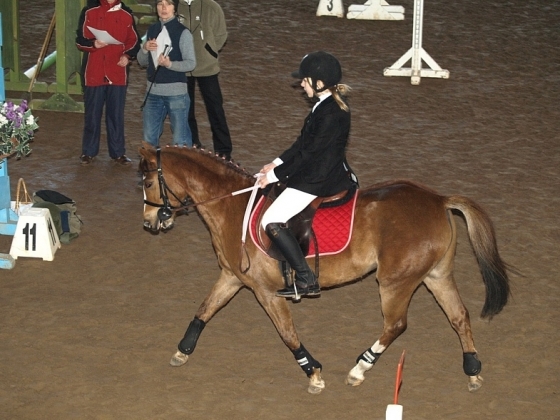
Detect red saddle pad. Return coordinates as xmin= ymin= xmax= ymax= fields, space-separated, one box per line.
xmin=249 ymin=192 xmax=358 ymax=257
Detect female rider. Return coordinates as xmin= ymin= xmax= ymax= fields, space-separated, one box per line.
xmin=257 ymin=51 xmax=355 ymax=299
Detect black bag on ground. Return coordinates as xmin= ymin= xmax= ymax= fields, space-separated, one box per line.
xmin=32 ymin=190 xmax=82 ymax=244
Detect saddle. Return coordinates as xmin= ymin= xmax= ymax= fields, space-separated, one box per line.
xmin=250 ymin=183 xmax=358 ymax=261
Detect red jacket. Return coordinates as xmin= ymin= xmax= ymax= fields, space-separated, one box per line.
xmin=76 ymin=0 xmax=139 ymax=86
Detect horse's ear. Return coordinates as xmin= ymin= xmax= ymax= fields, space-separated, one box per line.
xmin=140 ymin=141 xmax=155 ymax=151
xmin=139 ymin=144 xmax=156 ymax=163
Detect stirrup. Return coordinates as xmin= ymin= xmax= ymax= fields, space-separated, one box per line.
xmin=276 ymin=282 xmax=321 ymax=299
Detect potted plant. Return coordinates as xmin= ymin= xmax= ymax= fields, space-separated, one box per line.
xmin=1 ymin=100 xmax=39 ymax=234
xmin=0 ymin=99 xmax=39 ymax=162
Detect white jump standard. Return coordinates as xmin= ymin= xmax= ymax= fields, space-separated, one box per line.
xmin=347 ymin=0 xmax=404 ymax=21
xmin=317 ymin=0 xmax=405 ymax=20
xmin=383 ymin=0 xmax=449 ymax=84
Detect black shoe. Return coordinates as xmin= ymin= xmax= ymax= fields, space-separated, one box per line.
xmin=112 ymin=155 xmax=132 ymax=166
xmin=276 ymin=282 xmax=321 ymax=299
xmin=80 ymin=155 xmax=94 ymax=165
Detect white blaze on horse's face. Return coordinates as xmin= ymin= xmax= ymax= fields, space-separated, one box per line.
xmin=142 ymin=183 xmax=157 ymax=230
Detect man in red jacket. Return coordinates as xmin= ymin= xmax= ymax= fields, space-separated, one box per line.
xmin=76 ymin=0 xmax=140 ymax=166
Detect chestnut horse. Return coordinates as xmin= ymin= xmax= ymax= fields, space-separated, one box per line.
xmin=139 ymin=145 xmax=510 ymax=394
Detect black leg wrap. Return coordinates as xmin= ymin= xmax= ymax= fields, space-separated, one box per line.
xmin=292 ymin=344 xmax=322 ymax=377
xmin=463 ymin=352 xmax=482 ymax=376
xmin=356 ymin=348 xmax=382 ymax=365
xmin=178 ymin=317 xmax=206 ymax=355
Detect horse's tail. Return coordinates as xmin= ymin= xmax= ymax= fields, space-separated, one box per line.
xmin=445 ymin=195 xmax=511 ymax=320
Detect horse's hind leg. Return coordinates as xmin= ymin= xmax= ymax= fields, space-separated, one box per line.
xmin=170 ymin=270 xmax=243 ymax=367
xmin=423 ymin=273 xmax=483 ymax=392
xmin=346 ymin=282 xmax=415 ymax=387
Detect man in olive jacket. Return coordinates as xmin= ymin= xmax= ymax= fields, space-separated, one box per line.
xmin=178 ymin=0 xmax=233 ymax=160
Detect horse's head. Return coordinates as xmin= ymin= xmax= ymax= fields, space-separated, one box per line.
xmin=139 ymin=144 xmax=184 ymax=232
xmin=139 ymin=143 xmax=257 ymax=232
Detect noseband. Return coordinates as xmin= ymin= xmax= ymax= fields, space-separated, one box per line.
xmin=143 ymin=147 xmax=194 ymax=221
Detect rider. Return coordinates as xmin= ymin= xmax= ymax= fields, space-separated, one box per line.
xmin=257 ymin=51 xmax=355 ymax=299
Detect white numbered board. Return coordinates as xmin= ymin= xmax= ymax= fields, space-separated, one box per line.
xmin=10 ymin=207 xmax=61 ymax=261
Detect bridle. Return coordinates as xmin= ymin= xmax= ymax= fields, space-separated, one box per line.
xmin=143 ymin=147 xmax=260 ymax=222
xmin=142 ymin=147 xmax=260 ymax=273
xmin=143 ymin=147 xmax=195 ymax=221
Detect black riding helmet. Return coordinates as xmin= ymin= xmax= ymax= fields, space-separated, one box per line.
xmin=292 ymin=51 xmax=342 ymax=93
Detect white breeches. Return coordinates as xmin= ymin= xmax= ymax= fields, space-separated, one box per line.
xmin=260 ymin=187 xmax=317 ymax=229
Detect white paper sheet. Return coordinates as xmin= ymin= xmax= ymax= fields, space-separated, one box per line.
xmin=150 ymin=26 xmax=173 ymax=68
xmin=87 ymin=26 xmax=123 ymax=45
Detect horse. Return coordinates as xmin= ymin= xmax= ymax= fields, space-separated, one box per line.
xmin=139 ymin=144 xmax=511 ymax=394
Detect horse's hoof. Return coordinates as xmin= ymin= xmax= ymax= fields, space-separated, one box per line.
xmin=170 ymin=351 xmax=189 ymax=367
xmin=468 ymin=375 xmax=484 ymax=392
xmin=307 ymin=375 xmax=325 ymax=394
xmin=306 ymin=369 xmax=325 ymax=394
xmin=345 ymin=375 xmax=364 ymax=387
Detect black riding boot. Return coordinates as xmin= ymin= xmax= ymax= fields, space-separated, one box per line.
xmin=265 ymin=223 xmax=320 ymax=298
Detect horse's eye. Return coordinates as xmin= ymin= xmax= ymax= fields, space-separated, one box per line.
xmin=145 ymin=181 xmax=153 ymax=188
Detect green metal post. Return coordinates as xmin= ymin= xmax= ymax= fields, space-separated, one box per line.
xmin=1 ymin=0 xmax=49 ymax=93
xmin=38 ymin=0 xmax=85 ymax=112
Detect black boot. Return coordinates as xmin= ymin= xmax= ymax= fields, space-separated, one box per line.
xmin=265 ymin=223 xmax=320 ymax=299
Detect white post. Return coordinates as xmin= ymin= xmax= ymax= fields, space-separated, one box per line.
xmin=316 ymin=0 xmax=345 ymax=18
xmin=386 ymin=404 xmax=403 ymax=420
xmin=383 ymin=0 xmax=449 ymax=84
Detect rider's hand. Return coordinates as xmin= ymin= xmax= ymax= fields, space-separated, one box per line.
xmin=260 ymin=162 xmax=277 ymax=174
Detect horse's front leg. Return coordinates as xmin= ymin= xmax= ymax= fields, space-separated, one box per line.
xmin=170 ymin=270 xmax=243 ymax=367
xmin=253 ymin=289 xmax=325 ymax=395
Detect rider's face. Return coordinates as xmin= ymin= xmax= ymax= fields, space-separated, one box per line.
xmin=301 ymin=78 xmax=315 ymax=98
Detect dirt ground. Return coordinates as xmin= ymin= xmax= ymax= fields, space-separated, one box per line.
xmin=1 ymin=0 xmax=559 ymax=419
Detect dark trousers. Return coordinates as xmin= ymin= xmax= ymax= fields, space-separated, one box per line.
xmin=187 ymin=74 xmax=232 ymax=157
xmin=82 ymin=85 xmax=127 ymax=158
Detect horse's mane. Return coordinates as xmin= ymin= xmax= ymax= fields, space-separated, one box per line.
xmin=157 ymin=145 xmax=256 ymax=182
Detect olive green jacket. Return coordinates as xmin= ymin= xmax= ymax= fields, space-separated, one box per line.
xmin=177 ymin=0 xmax=227 ymax=77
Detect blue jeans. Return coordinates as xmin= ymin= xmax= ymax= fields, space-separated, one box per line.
xmin=143 ymin=93 xmax=192 ymax=147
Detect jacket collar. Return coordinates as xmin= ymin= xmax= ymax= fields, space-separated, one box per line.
xmin=312 ymin=93 xmax=334 ymax=112
xmin=100 ymin=0 xmax=122 ymax=11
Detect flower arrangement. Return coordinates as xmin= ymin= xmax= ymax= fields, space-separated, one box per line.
xmin=0 ymin=100 xmax=39 ymax=160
